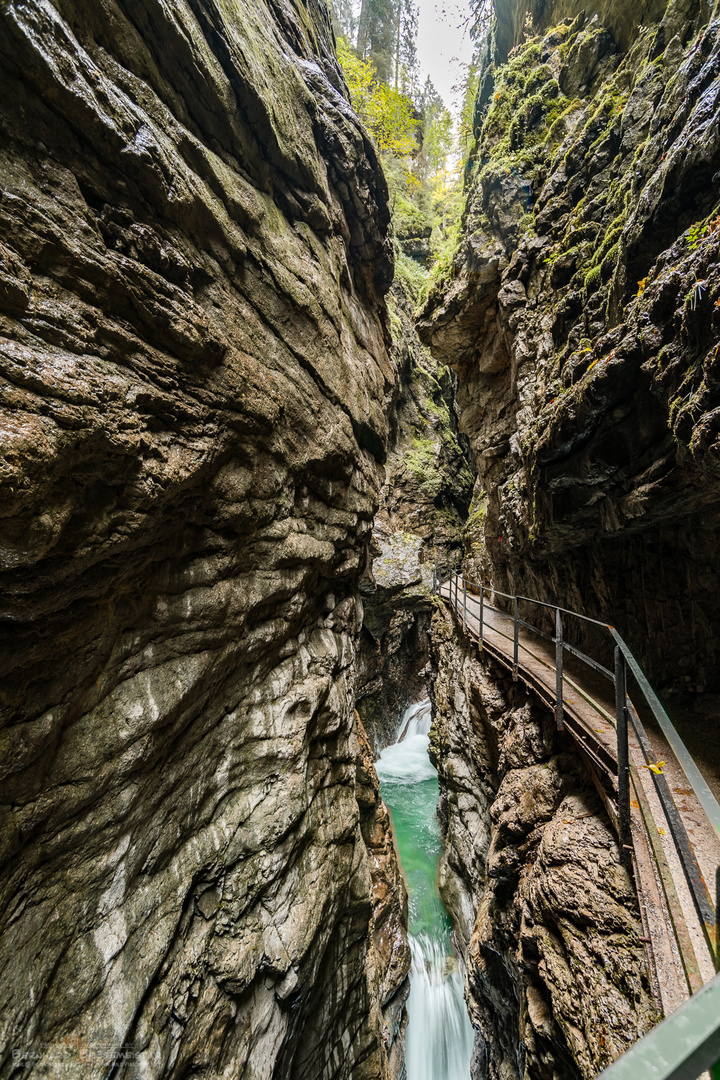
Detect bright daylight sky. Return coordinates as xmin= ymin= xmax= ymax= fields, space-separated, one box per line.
xmin=415 ymin=0 xmax=475 ymax=116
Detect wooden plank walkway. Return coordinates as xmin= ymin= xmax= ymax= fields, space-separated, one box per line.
xmin=437 ymin=578 xmax=720 ymax=1018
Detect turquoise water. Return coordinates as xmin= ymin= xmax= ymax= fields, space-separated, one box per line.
xmin=376 ymin=731 xmax=449 ymax=936
xmin=376 ymin=701 xmax=474 ymax=1080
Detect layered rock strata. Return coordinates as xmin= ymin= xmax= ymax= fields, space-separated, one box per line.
xmin=419 ymin=0 xmax=720 ymax=698
xmin=0 ymin=1 xmax=408 ymax=1076
xmin=429 ymin=603 xmax=657 ymax=1079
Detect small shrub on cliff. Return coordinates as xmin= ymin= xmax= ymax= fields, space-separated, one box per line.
xmin=337 ymin=38 xmax=417 ymax=157
xmin=687 ymin=222 xmax=708 ymax=250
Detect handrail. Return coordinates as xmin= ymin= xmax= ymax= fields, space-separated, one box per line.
xmin=593 ymin=969 xmax=720 ymax=1080
xmin=612 ymin=628 xmax=720 ymax=841
xmin=445 ymin=568 xmax=612 ymax=627
xmin=433 ymin=568 xmax=720 ymax=971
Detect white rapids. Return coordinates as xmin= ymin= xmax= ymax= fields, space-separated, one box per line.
xmin=405 ymin=934 xmax=475 ymax=1080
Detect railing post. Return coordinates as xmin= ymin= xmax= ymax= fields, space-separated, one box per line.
xmin=462 ymin=578 xmax=467 ymax=633
xmin=513 ymin=595 xmax=519 ymax=677
xmin=479 ymin=586 xmax=484 ymax=641
xmin=615 ymin=646 xmax=632 ymax=869
xmin=555 ymin=608 xmax=564 ymax=730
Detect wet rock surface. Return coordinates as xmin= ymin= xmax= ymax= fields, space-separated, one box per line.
xmin=419 ymin=0 xmax=720 ymax=698
xmin=428 ymin=604 xmax=657 ymax=1079
xmin=356 ymin=717 xmax=412 ymax=1072
xmin=0 ymin=1 xmax=407 ymax=1077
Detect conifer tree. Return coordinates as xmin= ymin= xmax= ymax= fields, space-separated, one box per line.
xmin=330 ymin=0 xmax=358 ymax=42
xmin=356 ymin=0 xmax=396 ymax=83
xmin=393 ymin=0 xmax=419 ymax=94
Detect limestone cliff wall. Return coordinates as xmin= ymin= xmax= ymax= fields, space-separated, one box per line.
xmin=429 ymin=604 xmax=657 ymax=1080
xmin=419 ymin=0 xmax=720 ymax=705
xmin=417 ymin=4 xmax=719 ymax=1072
xmin=356 ymin=282 xmax=474 ymax=752
xmin=0 ymin=1 xmax=409 ymax=1077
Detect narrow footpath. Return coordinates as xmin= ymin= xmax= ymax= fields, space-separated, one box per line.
xmin=438 ymin=577 xmax=720 ymax=1017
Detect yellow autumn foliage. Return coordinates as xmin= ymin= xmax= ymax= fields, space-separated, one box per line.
xmin=337 ymin=37 xmax=418 ymax=157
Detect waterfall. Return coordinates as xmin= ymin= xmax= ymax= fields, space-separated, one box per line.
xmin=405 ymin=935 xmax=475 ymax=1080
xmin=376 ymin=699 xmax=474 ymax=1080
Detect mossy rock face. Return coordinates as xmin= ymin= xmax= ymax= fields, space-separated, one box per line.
xmin=419 ymin=0 xmax=720 ymax=712
xmin=494 ymin=0 xmax=668 ymax=62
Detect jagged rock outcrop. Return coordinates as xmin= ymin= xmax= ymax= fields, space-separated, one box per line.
xmin=0 ymin=1 xmax=408 ymax=1076
xmin=356 ymin=281 xmax=474 ymax=751
xmin=419 ymin=0 xmax=720 ymax=702
xmin=429 ymin=603 xmax=657 ymax=1080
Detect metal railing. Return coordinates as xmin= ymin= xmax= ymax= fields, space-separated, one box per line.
xmin=433 ymin=569 xmax=720 ymax=968
xmin=434 ymin=568 xmax=720 ymax=1078
xmin=595 ymin=969 xmax=720 ymax=1080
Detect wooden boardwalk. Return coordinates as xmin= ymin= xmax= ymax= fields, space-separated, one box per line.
xmin=437 ymin=577 xmax=720 ymax=1018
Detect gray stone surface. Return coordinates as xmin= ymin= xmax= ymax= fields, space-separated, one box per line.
xmin=0 ymin=1 xmax=407 ymax=1077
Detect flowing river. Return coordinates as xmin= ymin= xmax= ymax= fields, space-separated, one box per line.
xmin=375 ymin=699 xmax=474 ymax=1080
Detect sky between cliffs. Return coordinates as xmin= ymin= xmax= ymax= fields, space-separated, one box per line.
xmin=415 ymin=0 xmax=475 ymax=115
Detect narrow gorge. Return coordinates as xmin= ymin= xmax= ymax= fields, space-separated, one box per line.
xmin=1 ymin=0 xmax=718 ymax=1079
